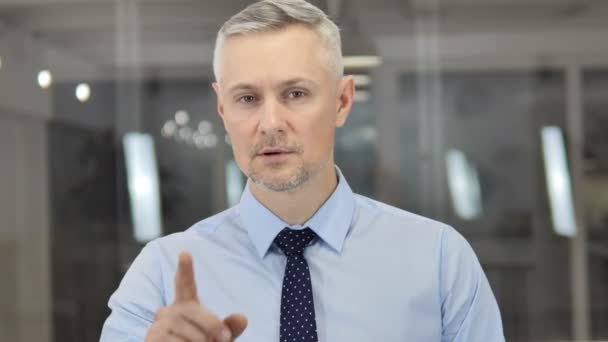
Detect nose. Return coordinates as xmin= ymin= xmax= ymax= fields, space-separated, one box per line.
xmin=258 ymin=98 xmax=286 ymax=135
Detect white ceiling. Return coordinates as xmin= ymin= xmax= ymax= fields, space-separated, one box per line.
xmin=0 ymin=0 xmax=607 ymax=79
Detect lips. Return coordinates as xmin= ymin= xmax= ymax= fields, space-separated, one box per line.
xmin=255 ymin=147 xmax=294 ymax=165
xmin=257 ymin=147 xmax=292 ymax=156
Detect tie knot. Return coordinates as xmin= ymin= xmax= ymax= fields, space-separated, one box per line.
xmin=274 ymin=227 xmax=317 ymax=257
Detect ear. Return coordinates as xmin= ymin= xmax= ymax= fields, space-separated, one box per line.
xmin=335 ymin=75 xmax=355 ymax=128
xmin=212 ymin=82 xmax=229 ymax=133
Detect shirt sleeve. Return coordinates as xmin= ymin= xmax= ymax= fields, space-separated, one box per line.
xmin=99 ymin=240 xmax=166 ymax=342
xmin=439 ymin=227 xmax=505 ymax=342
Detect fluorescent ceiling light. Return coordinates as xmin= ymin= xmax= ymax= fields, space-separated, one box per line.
xmin=353 ymin=90 xmax=371 ymax=102
xmin=445 ymin=149 xmax=483 ymax=220
xmin=352 ymin=74 xmax=371 ymax=87
xmin=123 ymin=132 xmax=163 ymax=242
xmin=541 ymin=126 xmax=577 ymax=237
xmin=343 ymin=56 xmax=382 ymax=69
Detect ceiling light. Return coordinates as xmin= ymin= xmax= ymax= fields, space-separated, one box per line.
xmin=352 ymin=74 xmax=371 ymax=87
xmin=37 ymin=70 xmax=52 ymax=89
xmin=122 ymin=132 xmax=163 ymax=243
xmin=353 ymin=90 xmax=371 ymax=102
xmin=204 ymin=133 xmax=218 ymax=148
xmin=541 ymin=126 xmax=577 ymax=237
xmin=343 ymin=56 xmax=382 ymax=69
xmin=445 ymin=149 xmax=483 ymax=220
xmin=193 ymin=132 xmax=205 ymax=147
xmin=177 ymin=126 xmax=193 ymax=143
xmin=75 ymin=83 xmax=91 ymax=102
xmin=161 ymin=120 xmax=177 ymax=138
xmin=198 ymin=120 xmax=212 ymax=134
xmin=175 ymin=110 xmax=190 ymax=126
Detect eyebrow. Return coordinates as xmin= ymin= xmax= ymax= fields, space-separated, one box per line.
xmin=226 ymin=78 xmax=319 ymax=94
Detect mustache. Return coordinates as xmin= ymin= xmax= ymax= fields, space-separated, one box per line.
xmin=249 ymin=134 xmax=302 ymax=157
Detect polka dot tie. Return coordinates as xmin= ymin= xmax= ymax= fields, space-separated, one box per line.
xmin=274 ymin=228 xmax=319 ymax=342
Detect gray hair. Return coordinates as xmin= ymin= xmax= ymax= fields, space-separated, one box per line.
xmin=213 ymin=0 xmax=343 ymax=81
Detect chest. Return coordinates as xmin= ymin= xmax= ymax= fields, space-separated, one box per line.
xmin=165 ymin=246 xmax=442 ymax=341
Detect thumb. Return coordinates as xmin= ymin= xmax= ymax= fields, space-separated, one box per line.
xmin=223 ymin=313 xmax=248 ymax=339
xmin=174 ymin=252 xmax=199 ymax=303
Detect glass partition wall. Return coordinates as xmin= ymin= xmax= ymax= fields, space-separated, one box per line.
xmin=0 ymin=0 xmax=607 ymax=341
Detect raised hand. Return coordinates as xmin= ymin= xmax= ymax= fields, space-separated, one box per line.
xmin=145 ymin=252 xmax=248 ymax=342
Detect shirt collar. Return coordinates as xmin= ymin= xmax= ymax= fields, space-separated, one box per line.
xmin=237 ymin=166 xmax=356 ymax=259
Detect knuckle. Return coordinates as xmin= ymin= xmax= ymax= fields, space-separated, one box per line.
xmin=184 ymin=302 xmax=205 ymax=320
xmin=145 ymin=320 xmax=169 ymax=341
xmin=206 ymin=317 xmax=223 ymax=335
xmin=181 ymin=301 xmax=194 ymax=311
xmin=185 ymin=301 xmax=201 ymax=311
xmin=153 ymin=307 xmax=166 ymax=321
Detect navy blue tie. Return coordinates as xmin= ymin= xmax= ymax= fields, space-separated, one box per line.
xmin=274 ymin=228 xmax=319 ymax=342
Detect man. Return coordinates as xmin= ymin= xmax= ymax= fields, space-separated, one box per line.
xmin=100 ymin=0 xmax=505 ymax=341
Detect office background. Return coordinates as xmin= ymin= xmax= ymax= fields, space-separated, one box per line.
xmin=0 ymin=0 xmax=607 ymax=341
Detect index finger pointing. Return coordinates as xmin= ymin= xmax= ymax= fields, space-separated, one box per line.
xmin=174 ymin=251 xmax=199 ymax=304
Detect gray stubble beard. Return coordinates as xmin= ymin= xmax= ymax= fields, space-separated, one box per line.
xmin=247 ymin=133 xmax=310 ymax=193
xmin=248 ymin=162 xmax=311 ymax=193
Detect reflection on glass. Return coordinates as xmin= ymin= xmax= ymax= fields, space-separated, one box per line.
xmin=445 ymin=149 xmax=483 ymax=220
xmin=123 ymin=132 xmax=163 ymax=242
xmin=541 ymin=126 xmax=577 ymax=237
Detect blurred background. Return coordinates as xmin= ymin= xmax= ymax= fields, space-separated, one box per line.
xmin=0 ymin=0 xmax=607 ymax=341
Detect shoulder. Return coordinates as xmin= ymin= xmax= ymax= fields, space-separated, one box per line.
xmin=353 ymin=193 xmax=452 ymax=237
xmin=351 ymin=193 xmax=474 ymax=261
xmin=163 ymin=206 xmax=239 ymax=238
xmin=149 ymin=206 xmax=242 ymax=251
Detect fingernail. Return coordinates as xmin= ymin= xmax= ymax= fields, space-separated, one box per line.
xmin=220 ymin=328 xmax=232 ymax=342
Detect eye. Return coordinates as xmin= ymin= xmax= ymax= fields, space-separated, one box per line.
xmin=238 ymin=95 xmax=257 ymax=104
xmin=287 ymin=90 xmax=306 ymax=99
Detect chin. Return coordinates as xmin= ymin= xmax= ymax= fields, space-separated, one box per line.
xmin=249 ymin=165 xmax=311 ymax=193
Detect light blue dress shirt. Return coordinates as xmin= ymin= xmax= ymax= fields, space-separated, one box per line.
xmin=100 ymin=167 xmax=505 ymax=341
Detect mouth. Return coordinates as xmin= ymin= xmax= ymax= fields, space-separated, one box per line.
xmin=256 ymin=147 xmax=292 ymax=156
xmin=255 ymin=147 xmax=294 ymax=164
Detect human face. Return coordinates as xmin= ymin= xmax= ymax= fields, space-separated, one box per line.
xmin=213 ymin=24 xmax=354 ymax=192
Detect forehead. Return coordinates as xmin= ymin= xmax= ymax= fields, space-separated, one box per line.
xmin=217 ymin=24 xmax=332 ymax=86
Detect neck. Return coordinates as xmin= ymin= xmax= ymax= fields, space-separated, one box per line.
xmin=249 ymin=163 xmax=338 ymax=225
